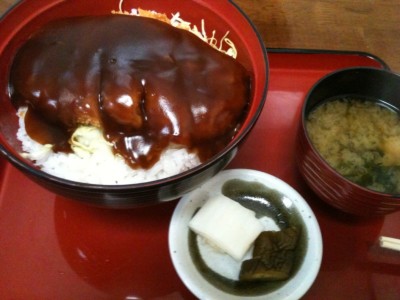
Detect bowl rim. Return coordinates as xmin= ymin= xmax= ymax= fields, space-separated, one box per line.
xmin=0 ymin=0 xmax=269 ymax=190
xmin=300 ymin=66 xmax=400 ymax=198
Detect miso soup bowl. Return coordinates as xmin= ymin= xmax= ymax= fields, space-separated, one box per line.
xmin=296 ymin=67 xmax=400 ymax=217
xmin=0 ymin=0 xmax=268 ymax=208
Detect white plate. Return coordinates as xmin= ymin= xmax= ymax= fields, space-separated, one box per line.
xmin=169 ymin=169 xmax=322 ymax=300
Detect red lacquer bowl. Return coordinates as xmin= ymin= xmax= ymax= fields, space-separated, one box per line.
xmin=0 ymin=0 xmax=268 ymax=208
xmin=296 ymin=67 xmax=400 ymax=217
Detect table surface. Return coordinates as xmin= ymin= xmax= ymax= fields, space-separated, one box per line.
xmin=1 ymin=0 xmax=399 ymax=72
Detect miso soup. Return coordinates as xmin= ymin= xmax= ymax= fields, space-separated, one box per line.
xmin=306 ymin=97 xmax=400 ymax=194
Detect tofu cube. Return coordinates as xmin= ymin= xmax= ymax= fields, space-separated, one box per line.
xmin=189 ymin=195 xmax=264 ymax=261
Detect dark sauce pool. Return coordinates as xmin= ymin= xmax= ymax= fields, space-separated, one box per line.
xmin=188 ymin=179 xmax=307 ymax=296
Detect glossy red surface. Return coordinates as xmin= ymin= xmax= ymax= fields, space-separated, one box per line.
xmin=1 ymin=50 xmax=399 ymax=299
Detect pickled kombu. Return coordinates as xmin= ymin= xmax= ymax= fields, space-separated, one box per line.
xmin=239 ymin=227 xmax=301 ymax=281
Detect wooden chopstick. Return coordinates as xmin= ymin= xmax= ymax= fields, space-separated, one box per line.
xmin=379 ymin=236 xmax=400 ymax=252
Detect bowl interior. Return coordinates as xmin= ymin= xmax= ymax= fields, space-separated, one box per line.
xmin=0 ymin=0 xmax=268 ymax=187
xmin=304 ymin=67 xmax=400 ymax=115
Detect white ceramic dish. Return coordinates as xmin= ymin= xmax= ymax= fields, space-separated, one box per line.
xmin=169 ymin=169 xmax=322 ymax=300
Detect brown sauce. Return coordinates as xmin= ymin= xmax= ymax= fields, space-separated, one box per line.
xmin=9 ymin=15 xmax=250 ymax=169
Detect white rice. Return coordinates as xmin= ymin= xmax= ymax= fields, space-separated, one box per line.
xmin=17 ymin=108 xmax=201 ymax=184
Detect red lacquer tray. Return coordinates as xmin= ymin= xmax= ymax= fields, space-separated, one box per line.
xmin=0 ymin=50 xmax=399 ymax=300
